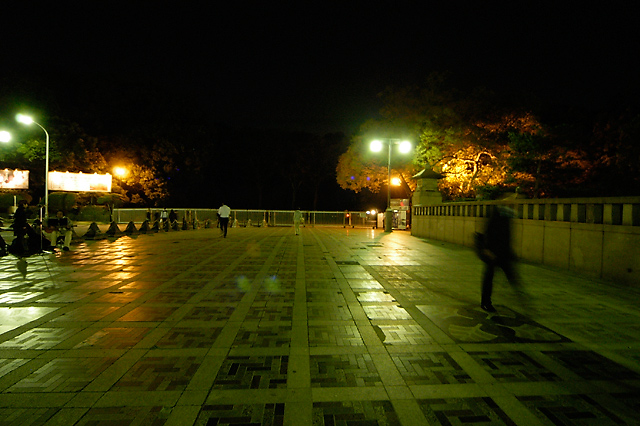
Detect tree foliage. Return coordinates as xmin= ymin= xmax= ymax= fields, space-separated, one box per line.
xmin=339 ymin=72 xmax=640 ymax=201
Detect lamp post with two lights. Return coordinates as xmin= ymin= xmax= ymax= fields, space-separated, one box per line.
xmin=370 ymin=138 xmax=412 ymax=232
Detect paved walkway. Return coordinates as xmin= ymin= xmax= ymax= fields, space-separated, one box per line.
xmin=0 ymin=226 xmax=638 ymax=426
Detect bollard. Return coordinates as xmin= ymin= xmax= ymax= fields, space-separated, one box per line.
xmin=106 ymin=221 xmax=122 ymax=237
xmin=124 ymin=221 xmax=137 ymax=234
xmin=83 ymin=222 xmax=102 ymax=240
xmin=139 ymin=220 xmax=150 ymax=234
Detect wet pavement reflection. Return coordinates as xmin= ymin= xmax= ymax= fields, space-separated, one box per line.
xmin=0 ymin=226 xmax=638 ymax=425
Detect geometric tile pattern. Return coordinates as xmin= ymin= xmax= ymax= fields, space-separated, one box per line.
xmin=308 ymin=324 xmax=364 ymax=346
xmin=245 ymin=306 xmax=293 ymax=322
xmin=307 ymin=305 xmax=353 ymax=321
xmin=0 ymin=328 xmax=79 ymax=349
xmin=116 ymin=306 xmax=178 ymax=322
xmin=417 ymin=397 xmax=517 ymax=426
xmin=392 ymin=352 xmax=474 ymax=385
xmin=113 ymin=356 xmax=203 ymax=391
xmin=541 ymin=350 xmax=640 ymax=380
xmin=73 ymin=327 xmax=151 ymax=349
xmin=51 ymin=305 xmax=119 ymax=322
xmin=154 ymin=327 xmax=223 ymax=349
xmin=310 ymin=354 xmax=382 ymax=387
xmin=0 ymin=292 xmax=43 ymax=304
xmin=468 ymin=351 xmax=561 ymax=382
xmin=232 ymin=324 xmax=292 ymax=348
xmin=1 ymin=226 xmax=639 ymax=426
xmin=75 ymin=406 xmax=170 ymax=425
xmin=0 ymin=408 xmax=60 ymax=425
xmin=363 ymin=305 xmax=413 ymax=320
xmin=417 ymin=305 xmax=570 ymax=343
xmin=312 ymin=400 xmax=401 ymax=426
xmin=517 ymin=394 xmax=640 ymax=426
xmin=374 ymin=324 xmax=434 ymax=345
xmin=0 ymin=358 xmax=29 ymax=379
xmin=8 ymin=357 xmax=115 ymax=392
xmin=213 ymin=356 xmax=288 ymax=389
xmin=195 ymin=403 xmax=285 ymax=426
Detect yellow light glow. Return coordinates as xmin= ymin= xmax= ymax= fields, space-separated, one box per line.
xmin=113 ymin=167 xmax=127 ymax=177
xmin=16 ymin=114 xmax=34 ymax=125
xmin=398 ymin=140 xmax=411 ymax=153
xmin=391 ymin=177 xmax=402 ymax=186
xmin=370 ymin=140 xmax=383 ymax=152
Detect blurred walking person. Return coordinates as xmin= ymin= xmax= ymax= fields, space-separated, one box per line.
xmin=218 ymin=203 xmax=231 ymax=238
xmin=478 ymin=206 xmax=518 ymax=312
xmin=293 ymin=209 xmax=302 ymax=235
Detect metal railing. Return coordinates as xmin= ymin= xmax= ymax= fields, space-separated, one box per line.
xmin=112 ymin=209 xmax=378 ymax=228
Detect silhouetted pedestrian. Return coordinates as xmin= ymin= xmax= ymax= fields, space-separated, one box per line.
xmin=479 ymin=206 xmax=518 ymax=312
xmin=293 ymin=209 xmax=302 ymax=235
xmin=11 ymin=200 xmax=29 ymax=255
xmin=218 ymin=203 xmax=231 ymax=237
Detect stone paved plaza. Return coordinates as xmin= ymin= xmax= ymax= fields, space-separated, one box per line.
xmin=0 ymin=225 xmax=639 ymax=425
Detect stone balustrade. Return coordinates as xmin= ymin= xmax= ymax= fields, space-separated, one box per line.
xmin=412 ymin=197 xmax=640 ymax=286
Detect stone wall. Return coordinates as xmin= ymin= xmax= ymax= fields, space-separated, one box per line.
xmin=411 ymin=197 xmax=640 ymax=286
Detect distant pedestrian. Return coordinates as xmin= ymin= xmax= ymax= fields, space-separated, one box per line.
xmin=218 ymin=203 xmax=231 ymax=237
xmin=169 ymin=209 xmax=178 ymax=224
xmin=293 ymin=209 xmax=302 ymax=235
xmin=160 ymin=208 xmax=168 ymax=225
xmin=478 ymin=206 xmax=518 ymax=312
xmin=11 ymin=200 xmax=29 ymax=255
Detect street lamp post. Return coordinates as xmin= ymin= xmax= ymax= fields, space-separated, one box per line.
xmin=16 ymin=114 xmax=50 ymax=214
xmin=370 ymin=138 xmax=412 ymax=232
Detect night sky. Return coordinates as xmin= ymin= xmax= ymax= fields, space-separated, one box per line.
xmin=2 ymin=3 xmax=638 ymax=137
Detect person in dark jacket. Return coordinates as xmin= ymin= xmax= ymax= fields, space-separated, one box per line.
xmin=480 ymin=206 xmax=518 ymax=312
xmin=11 ymin=200 xmax=29 ymax=255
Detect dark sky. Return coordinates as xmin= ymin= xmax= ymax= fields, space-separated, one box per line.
xmin=2 ymin=2 xmax=639 ymax=136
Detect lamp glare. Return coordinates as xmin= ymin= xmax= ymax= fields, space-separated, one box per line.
xmin=16 ymin=114 xmax=34 ymax=125
xmin=399 ymin=140 xmax=411 ymax=153
xmin=370 ymin=140 xmax=383 ymax=152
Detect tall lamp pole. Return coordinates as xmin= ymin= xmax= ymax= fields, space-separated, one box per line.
xmin=17 ymin=114 xmax=50 ymax=214
xmin=370 ymin=138 xmax=412 ymax=232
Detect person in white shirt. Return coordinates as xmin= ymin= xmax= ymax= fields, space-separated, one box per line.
xmin=218 ymin=203 xmax=231 ymax=237
xmin=293 ymin=209 xmax=302 ymax=235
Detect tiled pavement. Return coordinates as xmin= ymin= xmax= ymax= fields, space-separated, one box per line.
xmin=0 ymin=225 xmax=639 ymax=425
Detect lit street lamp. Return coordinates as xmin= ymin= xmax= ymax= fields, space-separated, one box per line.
xmin=16 ymin=114 xmax=50 ymax=214
xmin=0 ymin=130 xmax=11 ymax=143
xmin=370 ymin=138 xmax=412 ymax=232
xmin=113 ymin=166 xmax=128 ymax=178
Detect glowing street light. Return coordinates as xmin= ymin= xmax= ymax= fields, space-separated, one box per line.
xmin=370 ymin=138 xmax=412 ymax=232
xmin=0 ymin=131 xmax=11 ymax=143
xmin=17 ymin=114 xmax=50 ymax=213
xmin=113 ymin=166 xmax=128 ymax=178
